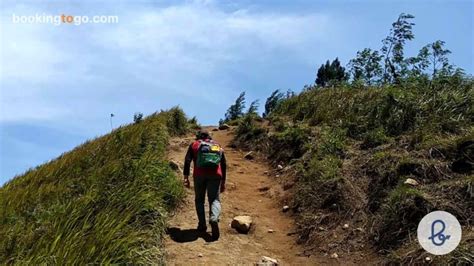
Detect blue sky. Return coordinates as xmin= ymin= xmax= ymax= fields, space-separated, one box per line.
xmin=0 ymin=0 xmax=473 ymax=185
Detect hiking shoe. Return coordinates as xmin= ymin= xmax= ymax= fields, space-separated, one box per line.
xmin=210 ymin=221 xmax=220 ymax=241
xmin=197 ymin=224 xmax=207 ymax=232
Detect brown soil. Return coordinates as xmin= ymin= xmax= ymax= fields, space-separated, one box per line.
xmin=165 ymin=127 xmax=332 ymax=265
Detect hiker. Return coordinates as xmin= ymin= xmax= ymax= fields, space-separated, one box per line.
xmin=183 ymin=129 xmax=226 ymax=240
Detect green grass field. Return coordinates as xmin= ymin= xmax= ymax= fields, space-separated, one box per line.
xmin=0 ymin=108 xmax=191 ymax=264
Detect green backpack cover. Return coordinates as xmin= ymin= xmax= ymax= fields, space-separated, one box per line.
xmin=196 ymin=141 xmax=222 ymax=168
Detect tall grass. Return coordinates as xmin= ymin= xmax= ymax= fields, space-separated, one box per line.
xmin=233 ymin=80 xmax=473 ymax=263
xmin=274 ymin=81 xmax=473 ymax=138
xmin=0 ymin=108 xmax=189 ymax=264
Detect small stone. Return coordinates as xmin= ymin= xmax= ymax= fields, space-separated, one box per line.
xmin=277 ymin=164 xmax=283 ymax=170
xmin=264 ymin=171 xmax=269 ymax=175
xmin=218 ymin=124 xmax=230 ymax=130
xmin=227 ymin=182 xmax=237 ymax=191
xmin=258 ymin=186 xmax=270 ymax=192
xmin=275 ymin=175 xmax=280 ymax=178
xmin=244 ymin=151 xmax=254 ymax=160
xmin=231 ymin=215 xmax=253 ymax=234
xmin=198 ymin=253 xmax=203 ymax=258
xmin=257 ymin=256 xmax=278 ymax=265
xmin=268 ymin=229 xmax=275 ymax=233
xmin=343 ymin=224 xmax=349 ymax=229
xmin=330 ymin=253 xmax=339 ymax=259
xmin=282 ymin=205 xmax=290 ymax=212
xmin=318 ymin=226 xmax=326 ymax=231
xmin=404 ymin=178 xmax=419 ymax=186
xmin=425 ymin=256 xmax=431 ymax=262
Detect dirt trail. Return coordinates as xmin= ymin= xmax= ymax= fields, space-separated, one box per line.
xmin=165 ymin=127 xmax=327 ymax=265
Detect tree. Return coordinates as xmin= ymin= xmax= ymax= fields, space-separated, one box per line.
xmin=407 ymin=45 xmax=430 ymax=77
xmin=381 ymin=13 xmax=415 ymax=83
xmin=348 ymin=48 xmax=383 ymax=85
xmin=263 ymin=89 xmax=284 ymax=118
xmin=428 ymin=40 xmax=452 ymax=77
xmin=407 ymin=40 xmax=452 ymax=78
xmin=247 ymin=99 xmax=259 ymax=115
xmin=224 ymin=92 xmax=246 ymax=122
xmin=315 ymin=58 xmax=347 ymax=87
xmin=285 ymin=89 xmax=295 ymax=98
xmin=133 ymin=112 xmax=143 ymax=123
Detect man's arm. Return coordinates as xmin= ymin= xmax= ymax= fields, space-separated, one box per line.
xmin=220 ymin=152 xmax=227 ymax=188
xmin=183 ymin=144 xmax=193 ymax=187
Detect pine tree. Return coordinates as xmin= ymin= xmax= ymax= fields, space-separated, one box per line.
xmin=263 ymin=89 xmax=284 ymax=118
xmin=315 ymin=58 xmax=348 ymax=87
xmin=224 ymin=92 xmax=246 ymax=122
xmin=247 ymin=100 xmax=259 ymax=115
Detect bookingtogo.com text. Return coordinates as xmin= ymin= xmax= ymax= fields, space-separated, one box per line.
xmin=12 ymin=13 xmax=119 ymax=26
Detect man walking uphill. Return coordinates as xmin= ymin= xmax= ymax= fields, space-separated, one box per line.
xmin=183 ymin=129 xmax=226 ymax=241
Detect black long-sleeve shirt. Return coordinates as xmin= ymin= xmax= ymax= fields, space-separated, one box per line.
xmin=183 ymin=143 xmax=227 ymax=182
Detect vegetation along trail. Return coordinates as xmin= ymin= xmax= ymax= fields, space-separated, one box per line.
xmin=165 ymin=127 xmax=324 ymax=265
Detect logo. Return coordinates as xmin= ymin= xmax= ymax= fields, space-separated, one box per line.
xmin=417 ymin=211 xmax=462 ymax=255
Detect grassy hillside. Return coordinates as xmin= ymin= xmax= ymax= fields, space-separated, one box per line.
xmin=233 ymin=80 xmax=473 ymax=263
xmin=0 ymin=107 xmax=193 ymax=264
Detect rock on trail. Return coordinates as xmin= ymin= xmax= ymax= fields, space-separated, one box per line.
xmin=231 ymin=215 xmax=253 ymax=234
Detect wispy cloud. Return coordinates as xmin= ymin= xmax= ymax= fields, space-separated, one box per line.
xmin=1 ymin=1 xmax=331 ymax=123
xmin=93 ymin=3 xmax=331 ymax=98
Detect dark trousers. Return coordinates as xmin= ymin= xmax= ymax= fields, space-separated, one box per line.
xmin=194 ymin=176 xmax=221 ymax=225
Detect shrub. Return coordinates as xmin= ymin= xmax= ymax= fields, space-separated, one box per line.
xmin=305 ymin=155 xmax=342 ymax=181
xmin=233 ymin=114 xmax=267 ymax=149
xmin=166 ymin=107 xmax=189 ymax=136
xmin=188 ymin=116 xmax=200 ymax=130
xmin=361 ymin=127 xmax=390 ymax=149
xmin=268 ymin=125 xmax=311 ymax=163
xmin=375 ymin=186 xmax=431 ymax=249
xmin=316 ymin=127 xmax=347 ymax=158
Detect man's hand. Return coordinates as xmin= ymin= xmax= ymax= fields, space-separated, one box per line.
xmin=220 ymin=183 xmax=226 ymax=193
xmin=183 ymin=175 xmax=190 ymax=188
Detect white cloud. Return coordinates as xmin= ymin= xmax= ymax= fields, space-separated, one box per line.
xmin=89 ymin=3 xmax=331 ymax=102
xmin=0 ymin=1 xmax=333 ymax=125
xmin=97 ymin=4 xmax=330 ymax=68
xmin=1 ymin=25 xmax=62 ymax=82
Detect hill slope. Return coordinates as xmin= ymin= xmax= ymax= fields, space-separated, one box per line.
xmin=0 ymin=108 xmax=191 ymax=264
xmin=232 ymin=81 xmax=473 ymax=264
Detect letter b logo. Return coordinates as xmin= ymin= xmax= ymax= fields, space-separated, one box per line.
xmin=417 ymin=211 xmax=462 ymax=255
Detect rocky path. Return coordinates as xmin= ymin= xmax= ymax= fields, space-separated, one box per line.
xmin=164 ymin=127 xmax=325 ymax=265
